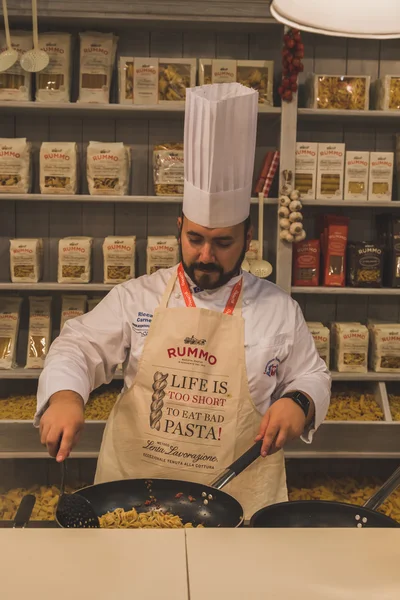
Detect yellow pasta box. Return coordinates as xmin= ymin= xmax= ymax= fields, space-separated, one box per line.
xmin=368 ymin=152 xmax=394 ymax=201
xmin=344 ymin=151 xmax=369 ymax=201
xmin=317 ymin=143 xmax=345 ymax=200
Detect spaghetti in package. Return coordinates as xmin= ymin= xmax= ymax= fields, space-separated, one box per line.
xmin=40 ymin=142 xmax=78 ymax=194
xmin=317 ymin=143 xmax=345 ymax=200
xmin=78 ymin=32 xmax=118 ymax=104
xmin=9 ymin=238 xmax=43 ymax=283
xmin=0 ymin=297 xmax=22 ymax=369
xmin=58 ymin=237 xmax=93 ymax=283
xmin=307 ymin=74 xmax=370 ymax=110
xmin=26 ymin=297 xmax=52 ymax=369
xmin=0 ymin=31 xmax=32 ymax=101
xmin=60 ymin=295 xmax=87 ymax=330
xmin=103 ymin=236 xmax=136 ymax=283
xmin=295 ymin=142 xmax=318 ymax=200
xmin=369 ymin=322 xmax=400 ymax=372
xmin=376 ymin=75 xmax=400 ymax=110
xmin=332 ymin=322 xmax=369 ymax=373
xmin=0 ymin=138 xmax=31 ymax=194
xmin=153 ymin=143 xmax=184 ymax=196
xmin=158 ymin=58 xmax=196 ymax=102
xmin=87 ymin=142 xmax=131 ymax=196
xmin=36 ymin=33 xmax=72 ymax=103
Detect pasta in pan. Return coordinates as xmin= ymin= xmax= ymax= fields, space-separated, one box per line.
xmin=99 ymin=507 xmax=204 ymax=528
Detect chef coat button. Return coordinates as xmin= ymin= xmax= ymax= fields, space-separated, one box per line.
xmin=244 ymin=299 xmax=250 ymax=305
xmin=175 ymin=293 xmax=181 ymax=299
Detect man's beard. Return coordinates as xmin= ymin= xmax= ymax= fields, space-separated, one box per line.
xmin=180 ymin=242 xmax=247 ymax=290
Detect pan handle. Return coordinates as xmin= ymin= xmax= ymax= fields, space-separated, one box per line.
xmin=363 ymin=465 xmax=400 ymax=511
xmin=13 ymin=494 xmax=36 ymax=528
xmin=210 ymin=440 xmax=263 ymax=490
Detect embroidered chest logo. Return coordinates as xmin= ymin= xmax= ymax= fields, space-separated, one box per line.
xmin=264 ymin=357 xmax=281 ymax=377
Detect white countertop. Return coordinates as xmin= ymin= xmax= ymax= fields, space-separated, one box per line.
xmin=2 ymin=528 xmax=400 ymax=599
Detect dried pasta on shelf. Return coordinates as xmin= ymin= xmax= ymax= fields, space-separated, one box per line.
xmin=331 ymin=322 xmax=369 ymax=373
xmin=0 ymin=297 xmax=22 ymax=370
xmin=26 ymin=297 xmax=52 ymax=369
xmin=118 ymin=56 xmax=134 ymax=104
xmin=133 ymin=58 xmax=159 ymax=105
xmin=0 ymin=138 xmax=31 ymax=194
xmin=147 ymin=236 xmax=179 ymax=275
xmin=78 ymin=32 xmax=118 ymax=104
xmin=153 ymin=143 xmax=184 ymax=196
xmin=369 ymin=323 xmax=400 ymax=372
xmin=307 ymin=74 xmax=370 ymax=110
xmin=347 ymin=242 xmax=384 ymax=288
xmin=86 ymin=141 xmax=131 ymax=196
xmin=0 ymin=31 xmax=32 ymax=101
xmin=9 ymin=238 xmax=43 ymax=283
xmin=36 ymin=33 xmax=72 ymax=103
xmin=158 ymin=58 xmax=196 ymax=102
xmin=40 ymin=142 xmax=79 ymax=194
xmin=58 ymin=237 xmax=93 ymax=283
xmin=103 ymin=236 xmax=136 ymax=284
xmin=326 ymin=389 xmax=383 ymax=421
xmin=389 ymin=395 xmax=400 ymax=421
xmin=236 ymin=60 xmax=274 ymax=105
xmin=60 ymin=295 xmax=87 ymax=330
xmin=375 ymin=75 xmax=400 ymax=110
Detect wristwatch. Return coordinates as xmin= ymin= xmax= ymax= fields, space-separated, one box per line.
xmin=284 ymin=391 xmax=310 ymax=418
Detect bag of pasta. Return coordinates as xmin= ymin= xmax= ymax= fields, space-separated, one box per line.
xmin=369 ymin=323 xmax=400 ymax=372
xmin=40 ymin=142 xmax=78 ymax=194
xmin=78 ymin=32 xmax=118 ymax=104
xmin=9 ymin=238 xmax=43 ymax=283
xmin=153 ymin=143 xmax=184 ymax=196
xmin=58 ymin=237 xmax=93 ymax=283
xmin=36 ymin=33 xmax=72 ymax=103
xmin=0 ymin=297 xmax=22 ymax=369
xmin=26 ymin=297 xmax=52 ymax=369
xmin=60 ymin=295 xmax=87 ymax=330
xmin=332 ymin=322 xmax=369 ymax=373
xmin=87 ymin=142 xmax=131 ymax=196
xmin=0 ymin=138 xmax=31 ymax=194
xmin=0 ymin=31 xmax=32 ymax=101
xmin=103 ymin=236 xmax=136 ymax=283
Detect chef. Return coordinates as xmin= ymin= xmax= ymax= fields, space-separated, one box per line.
xmin=36 ymin=82 xmax=331 ymax=518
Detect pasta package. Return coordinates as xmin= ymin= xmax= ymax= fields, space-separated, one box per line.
xmin=198 ymin=59 xmax=212 ymax=86
xmin=376 ymin=215 xmax=400 ymax=288
xmin=26 ymin=297 xmax=52 ymax=369
xmin=317 ymin=143 xmax=345 ymax=200
xmin=307 ymin=322 xmax=330 ymax=368
xmin=347 ymin=242 xmax=384 ymax=288
xmin=158 ymin=58 xmax=196 ymax=102
xmin=237 ymin=60 xmax=274 ymax=105
xmin=36 ymin=33 xmax=72 ymax=103
xmin=292 ymin=239 xmax=320 ymax=287
xmin=9 ymin=238 xmax=43 ymax=283
xmin=376 ymin=75 xmax=400 ymax=110
xmin=369 ymin=323 xmax=400 ymax=372
xmin=295 ymin=143 xmax=318 ymax=200
xmin=147 ymin=236 xmax=179 ymax=275
xmin=87 ymin=141 xmax=131 ymax=195
xmin=119 ymin=56 xmax=134 ymax=104
xmin=307 ymin=74 xmax=370 ymax=110
xmin=0 ymin=31 xmax=32 ymax=101
xmin=58 ymin=237 xmax=93 ymax=283
xmin=153 ymin=143 xmax=184 ymax=196
xmin=40 ymin=142 xmax=78 ymax=194
xmin=321 ymin=216 xmax=349 ymax=287
xmin=332 ymin=322 xmax=369 ymax=373
xmin=0 ymin=138 xmax=31 ymax=194
xmin=103 ymin=236 xmax=136 ymax=283
xmin=0 ymin=297 xmax=22 ymax=369
xmin=344 ymin=151 xmax=369 ymax=201
xmin=133 ymin=58 xmax=159 ymax=105
xmin=60 ymin=295 xmax=87 ymax=330
xmin=78 ymin=32 xmax=118 ymax=104
xmin=368 ymin=152 xmax=394 ymax=201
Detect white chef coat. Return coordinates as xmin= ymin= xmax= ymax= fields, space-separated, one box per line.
xmin=35 ymin=266 xmax=331 ymax=442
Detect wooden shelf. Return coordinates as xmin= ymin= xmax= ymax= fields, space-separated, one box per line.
xmin=0 ymin=194 xmax=278 ymax=204
xmin=0 ymin=283 xmax=113 ymax=291
xmin=298 ymin=108 xmax=400 ymax=120
xmin=302 ymin=199 xmax=400 ymax=208
xmin=292 ymin=287 xmax=400 ymax=296
xmin=0 ymin=368 xmax=124 ymax=380
xmin=0 ymin=101 xmax=281 ymax=118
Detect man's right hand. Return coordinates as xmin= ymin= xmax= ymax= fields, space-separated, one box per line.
xmin=39 ymin=391 xmax=85 ymax=462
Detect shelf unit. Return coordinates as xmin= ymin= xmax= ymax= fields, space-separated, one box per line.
xmin=0 ymin=3 xmax=400 ymax=481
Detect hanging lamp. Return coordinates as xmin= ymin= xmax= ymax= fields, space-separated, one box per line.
xmin=270 ymin=0 xmax=400 ymax=39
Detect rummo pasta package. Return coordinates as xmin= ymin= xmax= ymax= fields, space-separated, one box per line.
xmin=87 ymin=142 xmax=131 ymax=195
xmin=146 ymin=236 xmax=179 ymax=274
xmin=60 ymin=295 xmax=87 ymax=330
xmin=0 ymin=138 xmax=31 ymax=194
xmin=119 ymin=56 xmax=134 ymax=104
xmin=78 ymin=32 xmax=118 ymax=103
xmin=0 ymin=297 xmax=22 ymax=369
xmin=58 ymin=237 xmax=93 ymax=283
xmin=153 ymin=143 xmax=184 ymax=196
xmin=307 ymin=322 xmax=330 ymax=368
xmin=369 ymin=323 xmax=400 ymax=372
xmin=9 ymin=238 xmax=43 ymax=283
xmin=103 ymin=236 xmax=136 ymax=283
xmin=40 ymin=142 xmax=78 ymax=194
xmin=26 ymin=297 xmax=52 ymax=369
xmin=332 ymin=322 xmax=369 ymax=373
xmin=0 ymin=31 xmax=32 ymax=101
xmin=36 ymin=33 xmax=72 ymax=103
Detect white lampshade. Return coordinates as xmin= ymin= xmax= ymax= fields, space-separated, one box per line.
xmin=270 ymin=0 xmax=400 ymax=39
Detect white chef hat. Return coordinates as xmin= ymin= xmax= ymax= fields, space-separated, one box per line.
xmin=183 ymin=82 xmax=258 ymax=228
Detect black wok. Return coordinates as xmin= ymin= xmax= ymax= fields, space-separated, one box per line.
xmin=57 ymin=440 xmax=263 ymax=528
xmin=250 ymin=465 xmax=400 ymax=528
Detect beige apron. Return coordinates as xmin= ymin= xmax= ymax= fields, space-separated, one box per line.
xmin=95 ymin=265 xmax=288 ymax=519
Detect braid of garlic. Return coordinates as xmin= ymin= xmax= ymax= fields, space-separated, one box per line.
xmin=150 ymin=371 xmax=168 ymax=431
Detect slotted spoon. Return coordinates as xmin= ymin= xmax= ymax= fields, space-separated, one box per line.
xmin=20 ymin=0 xmax=49 ymax=72
xmin=56 ymin=459 xmax=100 ymax=528
xmin=0 ymin=0 xmax=18 ymax=72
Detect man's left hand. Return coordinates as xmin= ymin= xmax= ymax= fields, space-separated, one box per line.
xmin=255 ymin=397 xmax=306 ymax=457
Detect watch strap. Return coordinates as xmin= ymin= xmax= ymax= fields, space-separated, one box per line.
xmin=284 ymin=391 xmax=310 ymax=418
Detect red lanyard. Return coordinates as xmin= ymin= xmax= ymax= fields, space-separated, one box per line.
xmin=177 ymin=262 xmax=243 ymax=315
